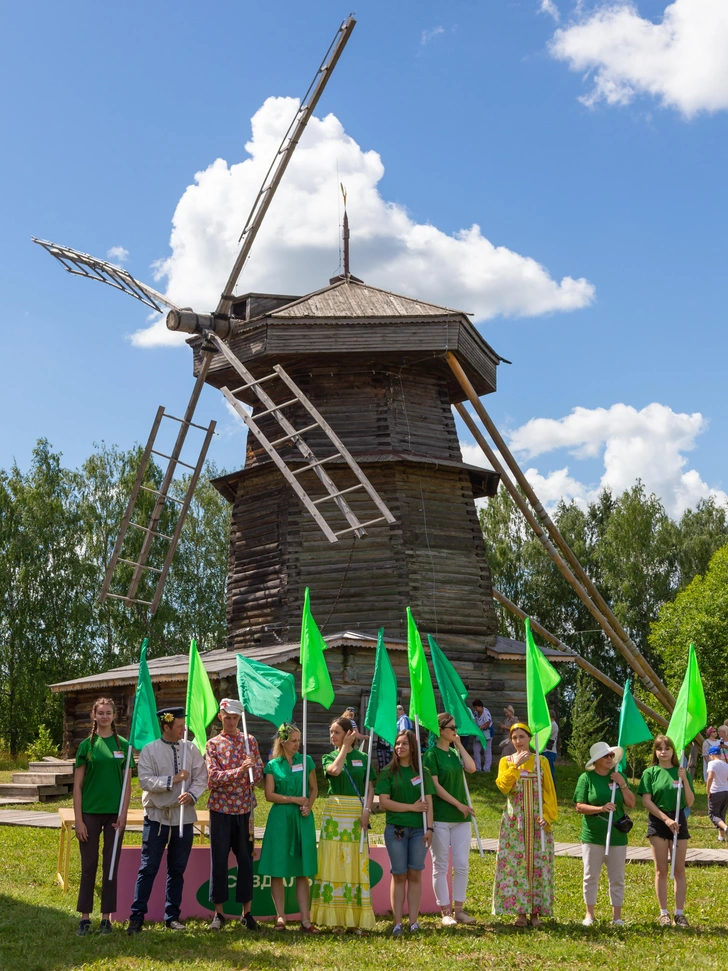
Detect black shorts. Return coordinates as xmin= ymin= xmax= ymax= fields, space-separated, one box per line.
xmin=647 ymin=811 xmax=690 ymax=841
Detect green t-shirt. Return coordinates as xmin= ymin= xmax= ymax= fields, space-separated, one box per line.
xmin=321 ymin=749 xmax=376 ymax=798
xmin=374 ymin=763 xmax=435 ymax=827
xmin=264 ymin=753 xmax=316 ymax=797
xmin=637 ymin=764 xmax=695 ymax=813
xmin=573 ymin=771 xmax=629 ymax=846
xmin=422 ymin=745 xmax=469 ymax=823
xmin=75 ymin=734 xmax=133 ymax=815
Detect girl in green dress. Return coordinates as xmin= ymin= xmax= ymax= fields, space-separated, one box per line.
xmin=311 ymin=716 xmax=376 ymax=932
xmin=259 ymin=724 xmax=319 ymax=932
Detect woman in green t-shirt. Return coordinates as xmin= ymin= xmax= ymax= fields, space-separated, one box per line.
xmin=375 ymin=729 xmax=434 ymax=936
xmin=573 ymin=741 xmax=636 ymax=927
xmin=310 ymin=716 xmax=376 ymax=933
xmin=637 ymin=734 xmax=695 ymax=928
xmin=73 ymin=697 xmax=132 ymax=936
xmin=258 ymin=724 xmax=319 ymax=932
xmin=422 ymin=712 xmax=476 ymax=927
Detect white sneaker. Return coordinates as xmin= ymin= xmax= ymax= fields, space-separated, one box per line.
xmin=441 ymin=915 xmax=458 ymax=928
xmin=612 ymin=919 xmax=625 ymax=926
xmin=582 ymin=916 xmax=595 ymax=926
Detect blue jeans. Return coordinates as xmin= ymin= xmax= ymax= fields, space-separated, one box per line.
xmin=130 ymin=819 xmax=194 ymax=923
xmin=544 ymin=751 xmax=556 ymax=779
xmin=384 ymin=824 xmax=427 ymax=875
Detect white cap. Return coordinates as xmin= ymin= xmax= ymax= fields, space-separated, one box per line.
xmin=219 ymin=698 xmax=244 ymax=716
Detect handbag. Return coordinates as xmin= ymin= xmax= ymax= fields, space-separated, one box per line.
xmin=613 ymin=813 xmax=633 ymax=834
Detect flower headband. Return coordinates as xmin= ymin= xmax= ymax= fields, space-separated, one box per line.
xmin=277 ymin=723 xmax=295 ymax=741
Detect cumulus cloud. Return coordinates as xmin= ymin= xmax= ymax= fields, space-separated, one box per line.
xmin=107 ymin=245 xmax=129 ymax=263
xmin=549 ymin=0 xmax=728 ymax=116
xmin=501 ymin=401 xmax=727 ymax=517
xmin=131 ymin=97 xmax=594 ymax=347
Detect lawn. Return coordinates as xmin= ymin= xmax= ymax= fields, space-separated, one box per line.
xmin=1 ymin=762 xmax=727 ymax=971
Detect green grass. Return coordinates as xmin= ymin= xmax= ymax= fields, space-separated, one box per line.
xmin=2 ymin=762 xmax=728 ymax=970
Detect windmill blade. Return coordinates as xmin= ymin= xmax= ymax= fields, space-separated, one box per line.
xmin=32 ymin=237 xmax=179 ymax=315
xmin=215 ymin=13 xmax=356 ymax=316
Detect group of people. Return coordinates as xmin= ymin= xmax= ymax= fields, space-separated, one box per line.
xmin=72 ymin=696 xmax=724 ymax=937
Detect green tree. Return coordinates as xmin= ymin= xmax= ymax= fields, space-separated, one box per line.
xmin=567 ymin=670 xmax=607 ymax=769
xmin=676 ymin=498 xmax=728 ymax=589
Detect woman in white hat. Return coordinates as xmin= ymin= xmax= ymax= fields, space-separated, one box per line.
xmin=573 ymin=741 xmax=635 ymax=927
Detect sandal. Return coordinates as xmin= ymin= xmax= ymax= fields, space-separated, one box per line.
xmin=530 ymin=915 xmax=543 ymax=928
xmin=274 ymin=918 xmax=286 ymax=932
xmin=300 ymin=921 xmax=320 ymax=934
xmin=514 ymin=915 xmax=528 ymax=928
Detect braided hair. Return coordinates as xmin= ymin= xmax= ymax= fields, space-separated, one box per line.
xmin=87 ymin=697 xmax=119 ymax=761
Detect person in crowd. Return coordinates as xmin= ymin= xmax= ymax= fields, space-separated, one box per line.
xmin=396 ymin=704 xmax=413 ymax=733
xmin=498 ymin=705 xmax=518 ymax=757
xmin=342 ymin=705 xmax=367 ymax=743
xmin=573 ymin=741 xmax=636 ymax=926
xmin=375 ymin=729 xmax=434 ymax=936
xmin=544 ymin=710 xmax=559 ymax=780
xmin=311 ymin=717 xmax=376 ymax=933
xmin=493 ymin=722 xmax=557 ymax=927
xmin=471 ymin=699 xmax=492 ymax=773
xmin=73 ymin=697 xmax=133 ymax=936
xmin=637 ymin=734 xmax=695 ymax=928
xmin=205 ymin=698 xmax=264 ymax=931
xmin=258 ymin=723 xmax=318 ymax=932
xmin=376 ymin=733 xmax=393 ymax=771
xmin=706 ymin=744 xmax=728 ymax=843
xmin=423 ymin=712 xmax=477 ymax=926
xmin=127 ymin=707 xmax=207 ymax=934
xmin=702 ymin=727 xmax=719 ymax=785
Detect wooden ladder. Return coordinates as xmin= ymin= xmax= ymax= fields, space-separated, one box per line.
xmin=210 ymin=334 xmax=396 ymax=543
xmin=98 ymin=406 xmax=216 ymax=613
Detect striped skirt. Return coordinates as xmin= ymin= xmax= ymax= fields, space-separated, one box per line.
xmin=310 ymin=795 xmax=376 ymax=929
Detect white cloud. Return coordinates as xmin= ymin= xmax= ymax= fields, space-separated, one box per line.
xmin=421 ymin=26 xmax=446 ymax=44
xmin=539 ymin=0 xmax=561 ymax=22
xmin=502 ymin=402 xmax=727 ymax=517
xmin=107 ymin=245 xmax=129 ymax=263
xmin=549 ymin=0 xmax=728 ymax=116
xmin=130 ymin=96 xmax=594 ymax=347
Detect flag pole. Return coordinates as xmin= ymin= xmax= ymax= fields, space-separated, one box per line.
xmin=360 ymin=727 xmax=374 ymax=852
xmin=604 ymin=782 xmax=617 ymax=858
xmin=670 ymin=756 xmax=684 ymax=881
xmin=240 ymin=707 xmax=255 ymax=785
xmin=109 ymin=745 xmax=132 ymax=879
xmin=302 ymin=698 xmax=308 ymax=800
xmin=534 ymin=731 xmax=546 ymax=853
xmin=414 ymin=715 xmax=428 ymax=832
xmin=457 ymin=751 xmax=483 ymax=858
xmin=178 ymin=726 xmax=189 ymax=838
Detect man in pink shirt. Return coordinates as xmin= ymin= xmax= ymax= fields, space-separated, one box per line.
xmin=205 ymin=698 xmax=264 ymax=930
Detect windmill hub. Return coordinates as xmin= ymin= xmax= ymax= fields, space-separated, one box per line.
xmin=166 ymin=309 xmax=234 ymax=340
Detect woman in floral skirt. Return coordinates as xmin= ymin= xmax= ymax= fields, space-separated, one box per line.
xmin=492 ymin=722 xmax=557 ymax=927
xmin=311 ymin=716 xmax=376 ymax=932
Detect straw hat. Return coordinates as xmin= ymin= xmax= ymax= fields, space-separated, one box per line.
xmin=585 ymin=741 xmax=624 ymax=770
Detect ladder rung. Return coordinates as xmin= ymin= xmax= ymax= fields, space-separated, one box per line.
xmin=162 ymin=413 xmax=210 ymax=432
xmin=105 ymin=592 xmax=154 ymax=606
xmin=117 ymin=557 xmax=163 ymax=574
xmin=291 ymin=455 xmax=339 ymax=475
xmin=254 ymin=397 xmax=299 ymax=418
xmin=230 ymin=373 xmax=278 ymax=395
xmin=313 ymin=484 xmax=364 ymax=505
xmin=335 ymin=516 xmax=388 ymax=536
xmin=269 ymin=422 xmax=319 ymax=446
xmin=139 ymin=485 xmax=184 ymax=504
xmin=151 ymin=449 xmax=196 ymax=470
xmin=129 ymin=521 xmax=174 ymax=541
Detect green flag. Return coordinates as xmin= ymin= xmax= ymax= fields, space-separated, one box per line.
xmin=666 ymin=643 xmax=707 ymax=755
xmin=428 ymin=635 xmax=486 ymax=745
xmin=300 ymin=587 xmax=334 ymax=708
xmin=129 ymin=639 xmax=161 ymax=750
xmin=406 ymin=607 xmax=439 ymax=736
xmin=525 ymin=617 xmax=561 ymax=753
xmin=616 ymin=679 xmax=653 ymax=772
xmin=236 ymin=655 xmax=296 ymax=727
xmin=364 ymin=629 xmax=398 ymax=746
xmin=186 ymin=638 xmax=219 ymax=755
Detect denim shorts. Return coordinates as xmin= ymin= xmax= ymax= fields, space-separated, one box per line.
xmin=384 ymin=823 xmax=427 ymax=875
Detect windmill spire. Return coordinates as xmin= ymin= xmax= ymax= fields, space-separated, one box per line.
xmin=341 ymin=182 xmax=350 ymax=279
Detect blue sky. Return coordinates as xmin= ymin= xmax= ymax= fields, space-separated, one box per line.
xmin=2 ymin=0 xmax=726 ymax=518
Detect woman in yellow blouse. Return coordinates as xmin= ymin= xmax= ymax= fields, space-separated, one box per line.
xmin=492 ymin=722 xmax=557 ymax=927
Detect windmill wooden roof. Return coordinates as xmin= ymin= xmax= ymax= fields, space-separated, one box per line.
xmin=265 ymin=278 xmax=468 ymax=320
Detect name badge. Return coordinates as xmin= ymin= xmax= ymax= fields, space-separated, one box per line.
xmin=292 ymin=763 xmax=304 ymax=773
xmin=410 ymin=775 xmax=422 ymax=787
xmin=673 ymin=781 xmax=681 ymax=788
xmin=352 ymin=760 xmax=363 ymax=767
xmin=113 ymin=751 xmax=124 ymax=759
